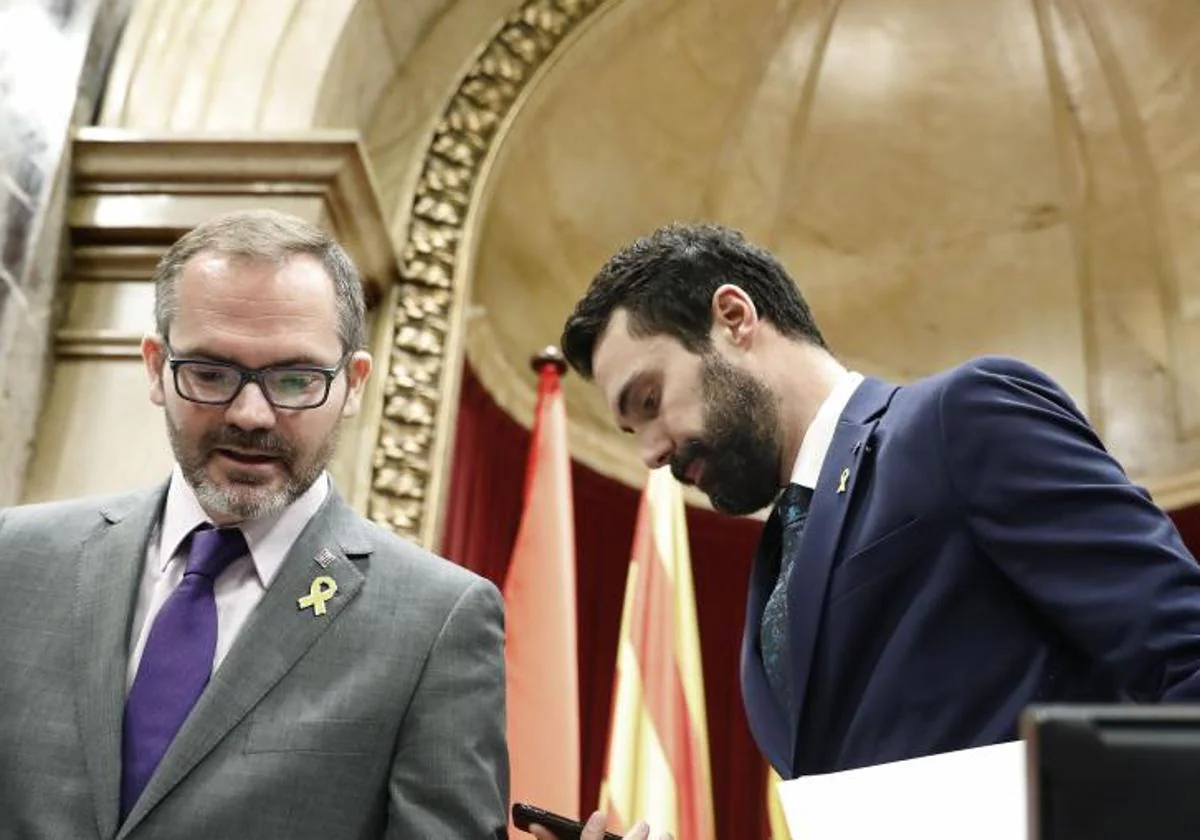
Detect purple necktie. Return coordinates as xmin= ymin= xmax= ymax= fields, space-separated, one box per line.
xmin=120 ymin=525 xmax=248 ymax=820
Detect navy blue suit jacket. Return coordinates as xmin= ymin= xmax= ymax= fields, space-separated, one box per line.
xmin=741 ymin=356 xmax=1200 ymax=777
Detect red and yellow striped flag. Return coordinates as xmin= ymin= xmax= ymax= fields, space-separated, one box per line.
xmin=767 ymin=766 xmax=793 ymax=839
xmin=599 ymin=467 xmax=716 ymax=840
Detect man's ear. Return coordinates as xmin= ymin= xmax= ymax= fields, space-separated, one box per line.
xmin=142 ymin=335 xmax=167 ymax=406
xmin=340 ymin=351 xmax=374 ymax=418
xmin=710 ymin=284 xmax=759 ymax=346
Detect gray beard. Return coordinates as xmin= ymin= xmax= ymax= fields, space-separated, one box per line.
xmin=190 ymin=473 xmax=293 ymax=522
xmin=166 ymin=414 xmax=340 ymax=522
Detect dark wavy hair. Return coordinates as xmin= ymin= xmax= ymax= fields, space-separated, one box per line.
xmin=561 ymin=222 xmax=826 ymax=378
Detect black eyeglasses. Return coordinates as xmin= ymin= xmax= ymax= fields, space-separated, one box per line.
xmin=166 ymin=345 xmax=350 ymax=410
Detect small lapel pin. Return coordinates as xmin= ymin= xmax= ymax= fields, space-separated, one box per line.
xmin=298 ymin=575 xmax=338 ymax=616
xmin=313 ymin=547 xmax=337 ymax=569
xmin=837 ymin=467 xmax=850 ymax=494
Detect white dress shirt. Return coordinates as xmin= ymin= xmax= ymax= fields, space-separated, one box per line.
xmin=789 ymin=370 xmax=865 ymax=489
xmin=126 ymin=466 xmax=330 ymax=689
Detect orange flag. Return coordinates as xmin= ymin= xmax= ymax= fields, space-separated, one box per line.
xmin=503 ymin=358 xmax=580 ymax=823
xmin=599 ymin=467 xmax=717 ymax=840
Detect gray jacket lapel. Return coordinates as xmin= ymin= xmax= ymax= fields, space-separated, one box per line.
xmin=117 ymin=492 xmax=371 ymax=836
xmin=75 ymin=486 xmax=167 ymax=840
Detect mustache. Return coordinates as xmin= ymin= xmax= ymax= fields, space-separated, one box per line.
xmin=204 ymin=428 xmax=293 ymax=458
xmin=669 ymin=439 xmax=710 ymax=483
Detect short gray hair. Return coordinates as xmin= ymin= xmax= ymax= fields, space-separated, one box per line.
xmin=153 ymin=209 xmax=366 ymax=353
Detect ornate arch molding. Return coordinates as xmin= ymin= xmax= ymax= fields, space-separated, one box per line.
xmin=367 ymin=0 xmax=617 ymax=547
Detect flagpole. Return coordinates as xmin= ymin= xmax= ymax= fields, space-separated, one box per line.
xmin=531 ymin=344 xmax=568 ymax=375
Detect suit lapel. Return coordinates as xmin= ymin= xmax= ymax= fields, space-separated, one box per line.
xmin=117 ymin=493 xmax=372 ymax=837
xmin=75 ymin=487 xmax=167 ymax=840
xmin=783 ymin=377 xmax=897 ymax=774
xmin=741 ymin=505 xmax=793 ymax=774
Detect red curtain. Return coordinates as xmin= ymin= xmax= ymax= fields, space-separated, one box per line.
xmin=442 ymin=362 xmax=1200 ymax=839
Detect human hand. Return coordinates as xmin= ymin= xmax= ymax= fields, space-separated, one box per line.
xmin=527 ymin=810 xmax=673 ymax=840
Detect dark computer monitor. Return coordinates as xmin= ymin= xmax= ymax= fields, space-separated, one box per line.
xmin=1022 ymin=704 xmax=1200 ymax=840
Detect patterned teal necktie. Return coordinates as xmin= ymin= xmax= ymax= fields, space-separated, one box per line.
xmin=760 ymin=483 xmax=813 ymax=710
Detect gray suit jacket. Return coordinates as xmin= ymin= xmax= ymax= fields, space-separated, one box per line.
xmin=0 ymin=484 xmax=509 ymax=839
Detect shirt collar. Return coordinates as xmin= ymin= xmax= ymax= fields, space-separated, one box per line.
xmin=790 ymin=370 xmax=864 ymax=489
xmin=159 ymin=465 xmax=331 ymax=587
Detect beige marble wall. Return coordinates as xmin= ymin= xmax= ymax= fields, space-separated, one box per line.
xmin=26 ymin=0 xmax=1200 ymax=548
xmin=98 ymin=0 xmax=456 ymax=132
xmin=0 ymin=0 xmax=133 ymax=507
xmin=462 ymin=0 xmax=1200 ymax=511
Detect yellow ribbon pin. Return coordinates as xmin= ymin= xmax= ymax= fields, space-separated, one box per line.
xmin=298 ymin=575 xmax=338 ymax=616
xmin=837 ymin=467 xmax=850 ymax=494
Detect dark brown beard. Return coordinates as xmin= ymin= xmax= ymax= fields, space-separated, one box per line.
xmin=670 ymin=352 xmax=782 ymax=515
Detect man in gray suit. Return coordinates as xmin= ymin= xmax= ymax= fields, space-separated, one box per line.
xmin=0 ymin=209 xmax=509 ymax=838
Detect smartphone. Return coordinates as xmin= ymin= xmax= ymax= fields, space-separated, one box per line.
xmin=511 ymin=802 xmax=623 ymax=840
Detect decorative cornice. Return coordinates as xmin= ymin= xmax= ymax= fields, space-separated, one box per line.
xmin=368 ymin=0 xmax=613 ymax=546
xmin=61 ymin=130 xmax=402 ymax=363
xmin=69 ymin=129 xmax=397 ymax=306
xmin=71 ymin=245 xmax=162 ymax=280
xmin=55 ymin=330 xmax=143 ymax=360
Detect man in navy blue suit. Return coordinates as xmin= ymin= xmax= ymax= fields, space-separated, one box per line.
xmin=538 ymin=222 xmax=1200 ymax=840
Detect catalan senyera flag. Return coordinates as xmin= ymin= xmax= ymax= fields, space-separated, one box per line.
xmin=599 ymin=467 xmax=716 ymax=840
xmin=767 ymin=766 xmax=793 ymax=839
xmin=503 ymin=359 xmax=580 ymax=822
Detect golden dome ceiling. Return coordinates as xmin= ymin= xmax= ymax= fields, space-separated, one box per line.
xmin=465 ymin=0 xmax=1200 ymax=505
